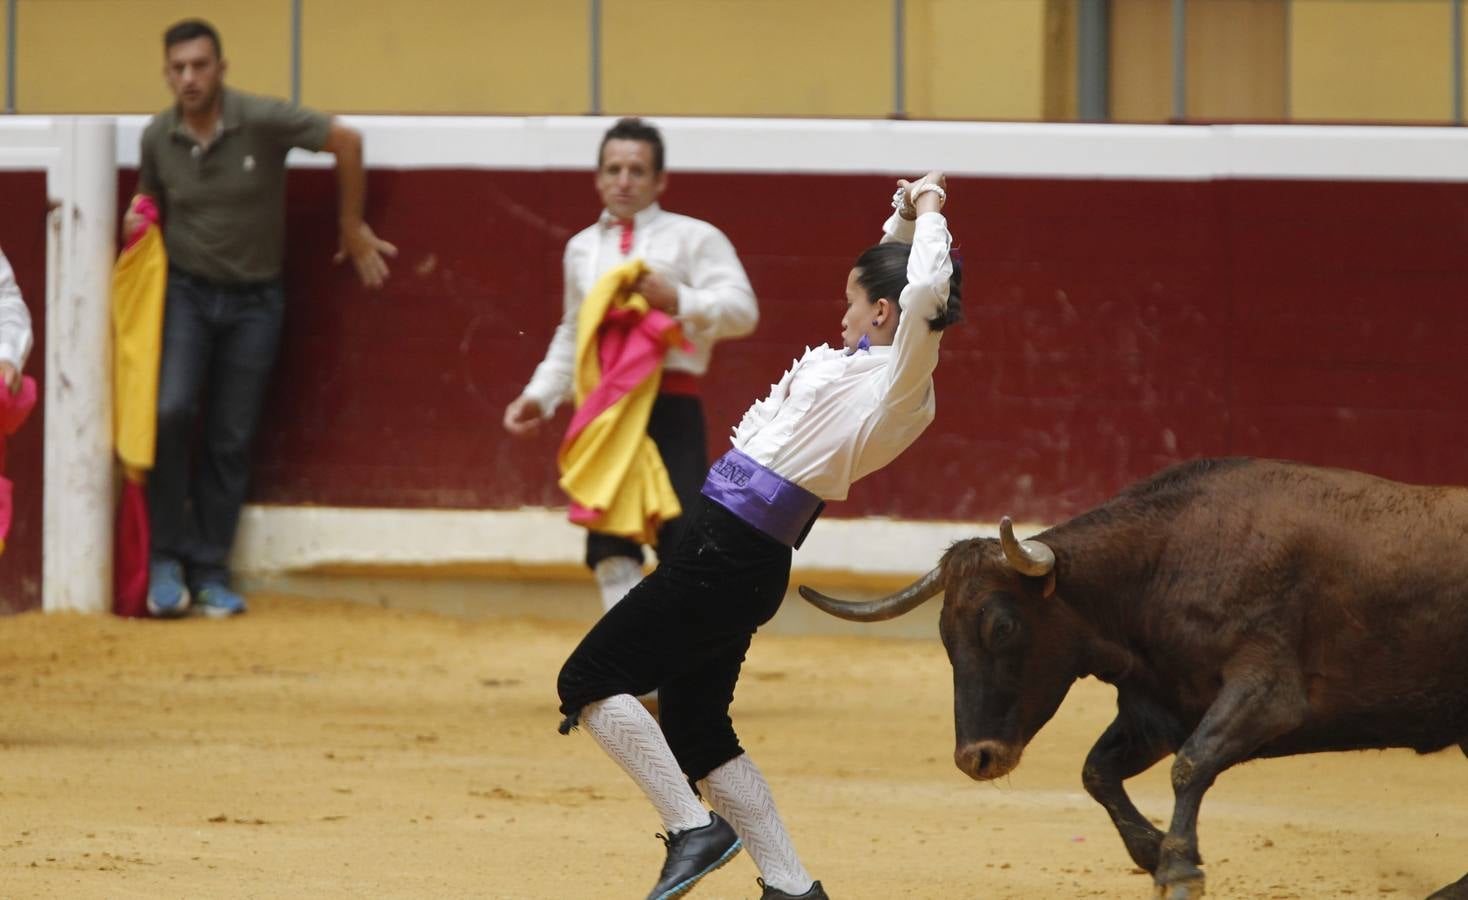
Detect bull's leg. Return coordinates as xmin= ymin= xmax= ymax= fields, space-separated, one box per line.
xmin=1081 ymin=716 xmax=1172 ymax=873
xmin=1154 ymin=669 xmax=1307 ymax=900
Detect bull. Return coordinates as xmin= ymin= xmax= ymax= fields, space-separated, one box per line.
xmin=800 ymin=457 xmax=1468 ymax=899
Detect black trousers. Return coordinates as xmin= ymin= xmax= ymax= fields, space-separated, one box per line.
xmin=584 ymin=393 xmax=707 ymax=569
xmin=148 ymin=268 xmax=285 ymax=589
xmin=558 ymin=497 xmax=792 ymax=782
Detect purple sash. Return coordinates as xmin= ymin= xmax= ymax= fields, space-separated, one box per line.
xmin=700 ymin=449 xmax=825 ymax=549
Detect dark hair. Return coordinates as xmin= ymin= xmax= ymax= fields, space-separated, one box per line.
xmin=164 ymin=19 xmax=222 ymax=59
xmin=598 ymin=117 xmax=665 ymax=173
xmin=853 ymin=242 xmax=964 ymax=332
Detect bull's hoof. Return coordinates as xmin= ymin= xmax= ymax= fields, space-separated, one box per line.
xmin=1153 ymin=876 xmax=1205 ymax=900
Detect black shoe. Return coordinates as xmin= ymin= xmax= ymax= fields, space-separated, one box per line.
xmin=646 ymin=812 xmax=741 ymax=900
xmin=758 ymin=878 xmax=830 ymax=900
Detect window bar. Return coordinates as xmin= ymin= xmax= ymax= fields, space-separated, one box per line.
xmin=893 ymin=0 xmax=906 ymax=118
xmin=5 ymin=0 xmax=15 ymax=114
xmin=1284 ymin=0 xmax=1293 ymax=120
xmin=590 ymin=0 xmax=603 ymax=115
xmin=1454 ymin=0 xmax=1463 ymax=124
xmin=1078 ymin=0 xmax=1110 ymax=122
xmin=291 ymin=0 xmax=302 ymax=105
xmin=1172 ymin=0 xmax=1187 ymax=121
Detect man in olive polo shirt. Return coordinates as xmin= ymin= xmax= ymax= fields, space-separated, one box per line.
xmin=122 ymin=18 xmax=395 ymax=618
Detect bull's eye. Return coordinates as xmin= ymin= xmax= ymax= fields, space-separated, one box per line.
xmin=990 ymin=618 xmax=1015 ymax=645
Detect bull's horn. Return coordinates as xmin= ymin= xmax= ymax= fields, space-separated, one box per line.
xmin=999 ymin=516 xmax=1055 ymax=577
xmin=798 ymin=567 xmax=943 ymax=622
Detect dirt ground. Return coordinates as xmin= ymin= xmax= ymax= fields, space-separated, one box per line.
xmin=0 ymin=593 xmax=1462 ymax=900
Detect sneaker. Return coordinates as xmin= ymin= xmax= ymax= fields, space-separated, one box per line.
xmin=759 ymin=878 xmax=830 ymax=899
xmin=646 ymin=812 xmax=741 ymax=900
xmin=194 ymin=583 xmax=247 ymax=618
xmin=146 ymin=559 xmax=191 ymax=618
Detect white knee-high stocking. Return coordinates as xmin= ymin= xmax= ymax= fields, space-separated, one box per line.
xmin=593 ymin=556 xmax=644 ymax=612
xmin=579 ymin=694 xmax=709 ymax=833
xmin=698 ymin=754 xmax=814 ymax=895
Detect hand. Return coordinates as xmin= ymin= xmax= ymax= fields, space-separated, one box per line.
xmin=634 ymin=270 xmax=679 ymax=313
xmin=503 ymin=395 xmax=545 ymax=437
xmin=893 ymin=180 xmax=918 ymax=220
xmin=334 ymin=221 xmax=398 ymax=289
xmin=0 ymin=363 xmax=19 ymax=395
xmin=896 ymin=171 xmax=947 ymax=219
xmin=121 ymin=200 xmax=149 ymax=243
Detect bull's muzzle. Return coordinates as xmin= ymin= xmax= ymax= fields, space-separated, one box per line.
xmin=954 ymin=740 xmax=1022 ymax=781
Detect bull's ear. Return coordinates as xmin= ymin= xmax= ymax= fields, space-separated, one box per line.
xmin=1042 ymin=571 xmax=1056 ymax=599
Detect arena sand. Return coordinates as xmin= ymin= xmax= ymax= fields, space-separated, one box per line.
xmin=0 ymin=594 xmax=1461 ymax=899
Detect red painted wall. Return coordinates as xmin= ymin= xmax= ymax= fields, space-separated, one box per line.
xmin=119 ymin=168 xmax=1468 ymax=523
xmin=0 ymin=173 xmax=48 ymax=613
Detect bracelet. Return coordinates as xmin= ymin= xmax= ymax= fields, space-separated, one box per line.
xmin=910 ymin=182 xmax=947 ymax=206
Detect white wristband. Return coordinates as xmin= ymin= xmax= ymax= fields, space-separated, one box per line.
xmin=910 ymin=182 xmax=947 ymax=206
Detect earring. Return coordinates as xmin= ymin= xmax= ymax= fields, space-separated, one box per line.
xmin=871 ymin=319 xmax=880 ymax=326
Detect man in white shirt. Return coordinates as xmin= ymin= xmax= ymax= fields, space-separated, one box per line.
xmin=504 ymin=118 xmax=758 ymax=612
xmin=0 ymin=247 xmax=34 ymax=394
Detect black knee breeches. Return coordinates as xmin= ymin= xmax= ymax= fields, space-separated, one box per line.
xmin=558 ymin=497 xmax=791 ymax=782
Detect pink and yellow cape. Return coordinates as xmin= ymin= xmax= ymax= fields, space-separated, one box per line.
xmin=557 ymin=260 xmax=690 ymax=546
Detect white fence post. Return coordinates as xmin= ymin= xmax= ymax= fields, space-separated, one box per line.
xmin=42 ymin=116 xmax=115 ymax=614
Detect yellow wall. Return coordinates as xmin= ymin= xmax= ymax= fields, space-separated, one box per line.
xmin=1042 ymin=0 xmax=1078 ymax=121
xmin=905 ymin=0 xmax=1049 ymax=120
xmin=1112 ymin=0 xmax=1288 ymax=123
xmin=1187 ymin=0 xmax=1285 ymax=121
xmin=602 ymin=0 xmax=891 ymax=117
xmin=1291 ymin=0 xmax=1454 ymax=123
xmin=1110 ymin=0 xmax=1172 ymax=122
xmin=5 ymin=0 xmax=1464 ymax=123
xmin=301 ymin=0 xmax=587 ymax=114
xmin=15 ymin=0 xmax=289 ymax=113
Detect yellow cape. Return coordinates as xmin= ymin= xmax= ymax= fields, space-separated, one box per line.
xmin=111 ymin=224 xmax=167 ymax=482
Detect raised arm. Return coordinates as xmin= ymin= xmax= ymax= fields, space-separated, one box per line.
xmin=881 ymin=175 xmax=952 ymax=412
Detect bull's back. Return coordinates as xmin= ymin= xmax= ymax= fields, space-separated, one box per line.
xmin=1127 ymin=459 xmax=1468 ymax=753
xmin=1197 ymin=460 xmax=1468 ymax=751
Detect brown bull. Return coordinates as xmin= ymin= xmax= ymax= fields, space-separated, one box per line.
xmin=801 ymin=457 xmax=1468 ymax=900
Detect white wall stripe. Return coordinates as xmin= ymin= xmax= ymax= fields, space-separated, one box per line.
xmin=230 ymin=504 xmax=1013 ymax=580
xmin=90 ymin=115 xmax=1468 ymax=182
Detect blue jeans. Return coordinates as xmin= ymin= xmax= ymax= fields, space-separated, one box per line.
xmin=148 ymin=268 xmax=285 ymax=589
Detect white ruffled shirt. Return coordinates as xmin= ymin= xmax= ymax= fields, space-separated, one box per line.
xmin=732 ymin=211 xmax=953 ymax=501
xmin=0 ymin=249 xmax=34 ymax=372
xmin=521 ymin=203 xmax=757 ymax=417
